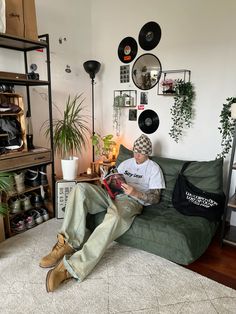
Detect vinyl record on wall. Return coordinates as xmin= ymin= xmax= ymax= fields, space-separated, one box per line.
xmin=118 ymin=37 xmax=138 ymax=63
xmin=138 ymin=109 xmax=159 ymax=134
xmin=138 ymin=21 xmax=161 ymax=51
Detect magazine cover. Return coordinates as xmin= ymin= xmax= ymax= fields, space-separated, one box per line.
xmin=101 ymin=167 xmax=126 ymax=199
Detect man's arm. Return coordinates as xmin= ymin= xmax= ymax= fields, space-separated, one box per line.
xmin=121 ymin=183 xmax=161 ymax=204
xmin=134 ymin=188 xmax=161 ymax=204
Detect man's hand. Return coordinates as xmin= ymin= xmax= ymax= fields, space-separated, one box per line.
xmin=121 ymin=183 xmax=137 ymax=197
xmin=122 ymin=183 xmax=161 ymax=204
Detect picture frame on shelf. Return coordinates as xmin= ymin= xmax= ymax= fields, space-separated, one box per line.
xmin=113 ymin=90 xmax=137 ymax=108
xmin=157 ymin=69 xmax=191 ymax=96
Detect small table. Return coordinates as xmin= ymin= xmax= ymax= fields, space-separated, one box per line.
xmin=77 ymin=173 xmax=100 ymax=184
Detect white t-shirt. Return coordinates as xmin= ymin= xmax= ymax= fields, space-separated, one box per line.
xmin=117 ymin=158 xmax=165 ymax=205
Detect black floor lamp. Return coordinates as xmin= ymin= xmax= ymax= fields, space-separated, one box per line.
xmin=83 ymin=60 xmax=101 ymax=162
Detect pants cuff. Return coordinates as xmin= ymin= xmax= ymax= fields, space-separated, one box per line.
xmin=63 ymin=255 xmax=82 ymax=282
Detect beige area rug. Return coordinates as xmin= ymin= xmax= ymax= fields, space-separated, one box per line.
xmin=0 ymin=219 xmax=236 ymax=314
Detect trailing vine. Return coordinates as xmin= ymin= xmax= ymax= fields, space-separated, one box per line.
xmin=217 ymin=97 xmax=236 ymax=159
xmin=169 ymin=80 xmax=195 ymax=143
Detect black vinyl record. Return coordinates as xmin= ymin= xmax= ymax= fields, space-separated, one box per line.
xmin=118 ymin=37 xmax=138 ymax=63
xmin=138 ymin=21 xmax=161 ymax=51
xmin=138 ymin=109 xmax=159 ymax=134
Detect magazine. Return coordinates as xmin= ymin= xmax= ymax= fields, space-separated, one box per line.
xmin=101 ymin=167 xmax=126 ymax=199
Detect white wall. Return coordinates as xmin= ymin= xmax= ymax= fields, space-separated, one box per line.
xmin=90 ymin=0 xmax=236 ymax=226
xmin=1 ymin=0 xmax=236 ymax=177
xmin=32 ymin=0 xmax=93 ymax=176
xmin=90 ymin=0 xmax=236 ymax=164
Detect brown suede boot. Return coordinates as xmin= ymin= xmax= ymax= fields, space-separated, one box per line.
xmin=39 ymin=234 xmax=74 ymax=268
xmin=46 ymin=260 xmax=72 ymax=292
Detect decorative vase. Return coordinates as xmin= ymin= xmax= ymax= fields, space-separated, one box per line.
xmin=61 ymin=157 xmax=79 ymax=180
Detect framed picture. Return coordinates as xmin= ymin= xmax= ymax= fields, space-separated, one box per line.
xmin=129 ymin=109 xmax=137 ymax=121
xmin=140 ymin=92 xmax=148 ymax=105
xmin=114 ymin=90 xmax=137 ymax=107
xmin=120 ymin=65 xmax=130 ymax=83
xmin=157 ymin=69 xmax=191 ymax=96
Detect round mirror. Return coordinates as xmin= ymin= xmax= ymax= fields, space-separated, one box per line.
xmin=132 ymin=53 xmax=162 ymax=90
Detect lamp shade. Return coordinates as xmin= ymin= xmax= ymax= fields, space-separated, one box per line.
xmin=83 ymin=60 xmax=101 ymax=79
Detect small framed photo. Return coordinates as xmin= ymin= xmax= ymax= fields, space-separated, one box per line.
xmin=140 ymin=92 xmax=148 ymax=105
xmin=129 ymin=109 xmax=137 ymax=121
xmin=120 ymin=65 xmax=130 ymax=83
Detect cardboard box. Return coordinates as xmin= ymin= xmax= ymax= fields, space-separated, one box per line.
xmin=5 ymin=0 xmax=38 ymax=41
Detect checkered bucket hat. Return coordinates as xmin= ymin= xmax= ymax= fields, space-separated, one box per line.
xmin=133 ymin=134 xmax=152 ymax=155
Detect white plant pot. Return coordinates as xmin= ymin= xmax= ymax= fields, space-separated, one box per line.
xmin=61 ymin=157 xmax=79 ymax=180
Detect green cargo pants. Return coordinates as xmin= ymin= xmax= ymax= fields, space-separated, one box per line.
xmin=60 ymin=182 xmax=143 ymax=282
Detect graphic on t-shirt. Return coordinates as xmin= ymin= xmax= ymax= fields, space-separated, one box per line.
xmin=124 ymin=170 xmax=143 ymax=179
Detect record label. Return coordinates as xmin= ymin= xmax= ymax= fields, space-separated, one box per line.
xmin=138 ymin=109 xmax=159 ymax=134
xmin=124 ymin=45 xmax=131 ymax=55
xmin=118 ymin=37 xmax=138 ymax=63
xmin=138 ymin=21 xmax=162 ymax=51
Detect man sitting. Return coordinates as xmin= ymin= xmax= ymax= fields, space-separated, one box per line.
xmin=40 ymin=134 xmax=165 ymax=292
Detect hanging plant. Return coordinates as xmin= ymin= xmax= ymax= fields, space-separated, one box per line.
xmin=169 ymin=79 xmax=195 ymax=143
xmin=217 ymin=97 xmax=236 ymax=159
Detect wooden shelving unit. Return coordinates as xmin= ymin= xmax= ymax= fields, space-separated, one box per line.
xmin=0 ymin=33 xmax=55 ymax=241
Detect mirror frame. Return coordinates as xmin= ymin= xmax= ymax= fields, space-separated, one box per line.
xmin=132 ymin=53 xmax=162 ymax=90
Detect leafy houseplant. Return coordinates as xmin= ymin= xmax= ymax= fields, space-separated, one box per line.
xmin=0 ymin=172 xmax=14 ymax=216
xmin=169 ymin=80 xmax=195 ymax=143
xmin=217 ymin=97 xmax=236 ymax=159
xmin=91 ymin=133 xmax=116 ymax=161
xmin=42 ymin=94 xmax=89 ymax=180
xmin=43 ymin=94 xmax=89 ymax=159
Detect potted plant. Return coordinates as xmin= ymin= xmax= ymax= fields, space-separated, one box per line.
xmin=42 ymin=94 xmax=90 ymax=180
xmin=0 ymin=172 xmax=14 ymax=216
xmin=217 ymin=97 xmax=236 ymax=159
xmin=169 ymin=79 xmax=195 ymax=143
xmin=91 ymin=133 xmax=116 ymax=162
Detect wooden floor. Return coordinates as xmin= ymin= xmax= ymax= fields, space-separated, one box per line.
xmin=185 ymin=233 xmax=236 ymax=290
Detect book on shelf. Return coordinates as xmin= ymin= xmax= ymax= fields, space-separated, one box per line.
xmin=101 ymin=166 xmax=126 ymax=199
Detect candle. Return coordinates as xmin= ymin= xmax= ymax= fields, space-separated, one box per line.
xmin=231 ymin=103 xmax=236 ymax=119
xmin=87 ymin=167 xmax=92 ymax=175
xmin=112 ymin=147 xmax=117 ymax=160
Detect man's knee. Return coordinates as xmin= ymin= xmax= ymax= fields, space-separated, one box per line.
xmin=74 ymin=182 xmax=96 ymax=195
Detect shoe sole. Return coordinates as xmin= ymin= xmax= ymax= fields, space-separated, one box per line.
xmin=39 ymin=261 xmax=59 ymax=268
xmin=46 ymin=268 xmax=54 ymax=292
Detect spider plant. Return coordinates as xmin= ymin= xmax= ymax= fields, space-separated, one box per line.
xmin=42 ymin=94 xmax=90 ymax=159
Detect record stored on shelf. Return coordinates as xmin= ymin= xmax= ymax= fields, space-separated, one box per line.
xmin=138 ymin=21 xmax=161 ymax=51
xmin=118 ymin=37 xmax=138 ymax=63
xmin=138 ymin=109 xmax=159 ymax=134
